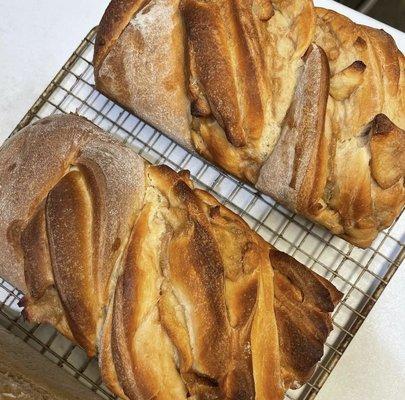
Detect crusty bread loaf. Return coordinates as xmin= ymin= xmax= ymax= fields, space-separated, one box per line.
xmin=0 ymin=114 xmax=342 ymax=400
xmin=94 ymin=0 xmax=192 ymax=150
xmin=0 ymin=326 xmax=102 ymax=400
xmin=94 ymin=0 xmax=405 ymax=247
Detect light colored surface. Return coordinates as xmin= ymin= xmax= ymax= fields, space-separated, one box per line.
xmin=317 ymin=260 xmax=405 ymax=400
xmin=0 ymin=0 xmax=109 ymax=138
xmin=0 ymin=1 xmax=404 ymax=400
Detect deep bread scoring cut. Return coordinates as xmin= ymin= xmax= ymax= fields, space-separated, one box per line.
xmin=0 ymin=114 xmax=342 ymax=400
xmin=94 ymin=0 xmax=405 ymax=247
xmin=257 ymin=44 xmax=330 ymax=217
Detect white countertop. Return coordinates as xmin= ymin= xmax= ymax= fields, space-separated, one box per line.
xmin=0 ymin=1 xmax=404 ymax=399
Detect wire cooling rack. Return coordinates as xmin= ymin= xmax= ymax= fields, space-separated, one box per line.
xmin=1 ymin=28 xmax=404 ymax=400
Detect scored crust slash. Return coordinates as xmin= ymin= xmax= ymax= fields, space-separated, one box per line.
xmin=0 ymin=114 xmax=342 ymax=400
xmin=93 ymin=0 xmax=405 ymax=248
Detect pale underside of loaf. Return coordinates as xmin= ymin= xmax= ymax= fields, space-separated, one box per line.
xmin=94 ymin=0 xmax=405 ymax=247
xmin=0 ymin=114 xmax=342 ymax=400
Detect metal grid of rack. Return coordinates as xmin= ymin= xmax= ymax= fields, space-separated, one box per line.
xmin=0 ymin=28 xmax=403 ymax=400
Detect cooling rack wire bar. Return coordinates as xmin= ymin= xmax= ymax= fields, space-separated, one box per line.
xmin=0 ymin=28 xmax=403 ymax=400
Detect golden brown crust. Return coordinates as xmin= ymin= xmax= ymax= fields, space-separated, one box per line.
xmin=258 ymin=7 xmax=404 ymax=248
xmin=182 ymin=0 xmax=314 ymax=183
xmin=0 ymin=114 xmax=146 ymax=356
xmin=257 ymin=44 xmax=330 ymax=214
xmin=94 ymin=0 xmax=192 ymax=150
xmin=94 ymin=0 xmax=147 ymax=69
xmin=270 ymin=249 xmax=342 ymax=387
xmin=0 ymin=115 xmax=341 ymax=400
xmin=20 ymin=202 xmax=53 ymax=300
xmin=93 ymin=1 xmax=404 ymax=247
xmin=329 ymin=60 xmax=366 ymax=101
xmin=99 ymin=295 xmax=129 ymax=400
xmin=46 ymin=170 xmax=99 ymax=355
xmin=0 ymin=115 xmax=92 ymax=293
xmin=20 ymin=204 xmax=77 ymax=344
xmin=310 ymin=8 xmax=405 ymax=246
xmin=360 ymin=26 xmax=404 ymax=126
xmin=370 ymin=114 xmax=405 ymax=189
xmin=182 ymin=0 xmax=265 ymax=148
xmin=368 ymin=114 xmax=405 ymax=230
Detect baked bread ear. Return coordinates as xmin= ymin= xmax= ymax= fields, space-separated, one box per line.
xmin=256 ymin=44 xmax=330 ymax=217
xmin=0 ymin=114 xmax=342 ymax=400
xmin=94 ymin=0 xmax=404 ymax=247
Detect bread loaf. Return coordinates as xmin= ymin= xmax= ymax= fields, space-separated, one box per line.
xmin=94 ymin=0 xmax=405 ymax=247
xmin=0 ymin=114 xmax=342 ymax=400
xmin=0 ymin=326 xmax=102 ymax=400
